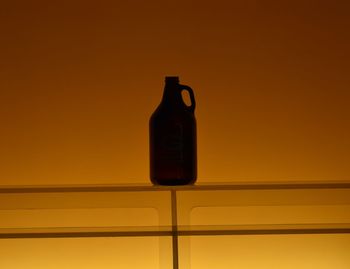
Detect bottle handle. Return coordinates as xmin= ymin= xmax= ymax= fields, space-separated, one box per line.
xmin=180 ymin=85 xmax=196 ymax=113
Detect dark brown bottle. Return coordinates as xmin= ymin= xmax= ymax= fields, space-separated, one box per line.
xmin=150 ymin=76 xmax=197 ymax=185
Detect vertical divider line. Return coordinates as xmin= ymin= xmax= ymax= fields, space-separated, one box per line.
xmin=171 ymin=190 xmax=179 ymax=269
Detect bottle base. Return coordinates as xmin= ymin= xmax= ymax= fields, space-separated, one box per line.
xmin=151 ymin=178 xmax=196 ymax=186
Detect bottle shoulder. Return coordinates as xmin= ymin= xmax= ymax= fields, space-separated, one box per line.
xmin=150 ymin=107 xmax=196 ymax=130
xmin=151 ymin=103 xmax=195 ymax=118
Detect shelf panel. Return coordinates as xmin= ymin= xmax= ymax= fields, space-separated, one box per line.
xmin=1 ymin=181 xmax=350 ymax=239
xmin=1 ymin=223 xmax=350 ymax=239
xmin=1 ymin=180 xmax=350 ymax=193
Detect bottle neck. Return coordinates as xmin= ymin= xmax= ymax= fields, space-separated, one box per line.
xmin=161 ymin=82 xmax=183 ymax=106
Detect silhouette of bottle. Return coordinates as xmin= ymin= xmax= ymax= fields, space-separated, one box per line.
xmin=150 ymin=76 xmax=197 ymax=185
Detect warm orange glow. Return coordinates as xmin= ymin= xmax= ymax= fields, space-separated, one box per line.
xmin=0 ymin=1 xmax=349 ymax=267
xmin=0 ymin=237 xmax=171 ymax=268
xmin=0 ymin=1 xmax=349 ymax=185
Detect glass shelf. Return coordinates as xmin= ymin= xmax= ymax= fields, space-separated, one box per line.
xmin=1 ymin=181 xmax=350 ymax=238
xmin=1 ymin=180 xmax=350 ymax=193
xmin=1 ymin=223 xmax=350 ymax=239
xmin=1 ymin=181 xmax=350 ymax=269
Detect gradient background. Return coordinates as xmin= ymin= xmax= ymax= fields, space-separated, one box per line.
xmin=1 ymin=0 xmax=349 ymax=185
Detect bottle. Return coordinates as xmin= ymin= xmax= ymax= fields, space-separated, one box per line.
xmin=150 ymin=76 xmax=197 ymax=185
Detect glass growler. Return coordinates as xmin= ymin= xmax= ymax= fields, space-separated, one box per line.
xmin=150 ymin=76 xmax=197 ymax=185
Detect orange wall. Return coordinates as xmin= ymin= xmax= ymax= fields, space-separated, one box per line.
xmin=0 ymin=0 xmax=349 ymax=185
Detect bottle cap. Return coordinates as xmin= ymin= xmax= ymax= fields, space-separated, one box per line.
xmin=165 ymin=76 xmax=179 ymax=84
